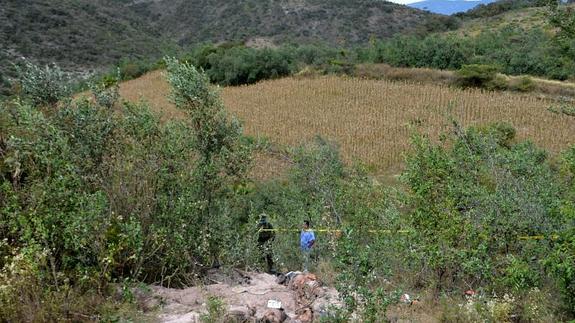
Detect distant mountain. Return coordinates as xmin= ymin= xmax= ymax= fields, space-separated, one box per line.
xmin=453 ymin=0 xmax=544 ymax=18
xmin=409 ymin=0 xmax=496 ymax=15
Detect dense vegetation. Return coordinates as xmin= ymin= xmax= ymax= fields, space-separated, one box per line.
xmin=179 ymin=19 xmax=574 ymax=88
xmin=1 ymin=59 xmax=574 ymax=321
xmin=1 ymin=2 xmax=575 ymax=320
xmin=371 ymin=25 xmax=575 ymax=81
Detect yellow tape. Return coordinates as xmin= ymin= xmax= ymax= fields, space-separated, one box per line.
xmin=260 ymin=229 xmax=558 ymax=240
xmin=518 ymin=235 xmax=559 ymax=241
xmin=258 ymin=228 xmax=410 ymax=234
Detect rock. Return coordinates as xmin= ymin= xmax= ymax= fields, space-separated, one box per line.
xmin=275 ymin=273 xmax=287 ymax=285
xmin=294 ymin=307 xmax=313 ymax=323
xmin=261 ymin=308 xmax=288 ymax=323
xmin=289 ymin=274 xmax=307 ymax=290
xmin=226 ymin=305 xmax=256 ymax=322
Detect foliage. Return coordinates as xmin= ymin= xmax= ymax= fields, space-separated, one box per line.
xmin=14 ymin=60 xmax=72 ymax=106
xmin=3 ymin=55 xmax=575 ymax=321
xmin=510 ymin=76 xmax=536 ymax=92
xmin=89 ymin=69 xmax=120 ymax=109
xmin=133 ymin=0 xmax=457 ymax=47
xmin=0 ymin=0 xmax=176 ymax=96
xmin=0 ymin=59 xmax=253 ymax=320
xmin=401 ymin=122 xmax=565 ymax=293
xmin=186 ymin=45 xmax=294 ymax=86
xmin=372 ymin=35 xmax=470 ymax=70
xmin=334 ymin=226 xmax=401 ymax=322
xmin=165 ymin=57 xmax=251 ymax=264
xmin=200 ymin=296 xmax=227 ymax=323
xmin=456 ymin=64 xmax=499 ymax=88
xmin=370 ymin=26 xmax=575 ymax=81
xmin=543 ymin=146 xmax=575 ymax=314
xmin=548 ymin=100 xmax=575 ymax=117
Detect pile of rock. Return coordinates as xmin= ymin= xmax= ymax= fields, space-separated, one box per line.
xmin=151 ymin=270 xmax=341 ymax=323
xmin=270 ymin=271 xmax=341 ymax=323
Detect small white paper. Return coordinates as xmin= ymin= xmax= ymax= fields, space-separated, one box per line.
xmin=267 ymin=299 xmax=282 ymax=309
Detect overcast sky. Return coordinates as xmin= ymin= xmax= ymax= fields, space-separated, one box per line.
xmin=387 ymin=0 xmax=484 ymax=4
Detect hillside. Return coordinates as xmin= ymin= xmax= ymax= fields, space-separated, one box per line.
xmin=0 ymin=0 xmax=174 ymax=70
xmin=129 ymin=0 xmax=459 ymax=46
xmin=0 ymin=0 xmax=176 ymax=96
xmin=453 ymin=5 xmax=553 ymax=36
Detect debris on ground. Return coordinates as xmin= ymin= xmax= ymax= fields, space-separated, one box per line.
xmin=148 ymin=270 xmax=342 ymax=322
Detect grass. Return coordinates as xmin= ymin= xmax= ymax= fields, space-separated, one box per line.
xmin=119 ymin=70 xmax=574 ymax=174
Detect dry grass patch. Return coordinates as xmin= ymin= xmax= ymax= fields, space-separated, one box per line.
xmin=119 ymin=71 xmax=575 ymax=172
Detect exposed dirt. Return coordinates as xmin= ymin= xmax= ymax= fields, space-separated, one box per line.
xmin=146 ymin=270 xmax=341 ymax=322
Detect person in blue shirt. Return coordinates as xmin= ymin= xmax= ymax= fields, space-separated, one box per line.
xmin=300 ymin=220 xmax=315 ymax=272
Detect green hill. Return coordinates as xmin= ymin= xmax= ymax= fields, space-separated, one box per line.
xmin=0 ymin=0 xmax=176 ymax=96
xmin=130 ymin=0 xmax=458 ymax=46
xmin=453 ymin=4 xmax=553 ymax=36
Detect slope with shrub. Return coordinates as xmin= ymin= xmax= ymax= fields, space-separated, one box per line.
xmin=1 ymin=60 xmax=574 ymax=321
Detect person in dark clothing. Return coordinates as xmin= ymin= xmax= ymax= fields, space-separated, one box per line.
xmin=257 ymin=214 xmax=276 ymax=274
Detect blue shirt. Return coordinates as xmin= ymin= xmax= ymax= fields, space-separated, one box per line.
xmin=300 ymin=230 xmax=315 ymax=251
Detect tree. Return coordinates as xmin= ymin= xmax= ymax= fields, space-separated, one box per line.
xmin=165 ymin=57 xmax=250 ymax=264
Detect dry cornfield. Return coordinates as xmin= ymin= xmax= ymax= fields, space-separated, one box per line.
xmin=120 ymin=70 xmax=575 ymax=173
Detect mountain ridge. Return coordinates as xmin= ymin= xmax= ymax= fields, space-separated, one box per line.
xmin=131 ymin=0 xmax=458 ymax=46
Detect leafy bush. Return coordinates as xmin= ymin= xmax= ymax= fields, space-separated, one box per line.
xmin=89 ymin=70 xmax=120 ymax=109
xmin=0 ymin=59 xmax=254 ymax=320
xmin=370 ymin=26 xmax=575 ymax=81
xmin=186 ymin=45 xmax=294 ymax=86
xmin=401 ymin=121 xmax=564 ymax=293
xmin=14 ymin=60 xmax=72 ymax=106
xmin=510 ymin=76 xmax=536 ymax=92
xmin=165 ymin=57 xmax=251 ymax=266
xmin=456 ymin=64 xmax=499 ymax=88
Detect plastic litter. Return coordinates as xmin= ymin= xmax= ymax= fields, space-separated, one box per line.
xmin=267 ymin=299 xmax=282 ymax=309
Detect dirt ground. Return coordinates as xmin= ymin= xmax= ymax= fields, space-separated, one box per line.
xmin=146 ymin=270 xmax=341 ymax=323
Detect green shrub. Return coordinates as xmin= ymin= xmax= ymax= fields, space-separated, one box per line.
xmin=0 ymin=57 xmax=255 ymax=321
xmin=501 ymin=255 xmax=540 ymax=291
xmin=511 ymin=76 xmax=536 ymax=92
xmin=187 ymin=45 xmax=294 ymax=86
xmin=200 ymin=296 xmax=227 ymax=323
xmin=89 ymin=70 xmax=120 ymax=109
xmin=402 ymin=121 xmax=563 ymax=293
xmin=548 ymin=101 xmax=575 ymax=117
xmin=486 ymin=75 xmax=509 ymax=91
xmin=456 ymin=64 xmax=499 ymax=88
xmin=14 ymin=60 xmax=71 ymax=106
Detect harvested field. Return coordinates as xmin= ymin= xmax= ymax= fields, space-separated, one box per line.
xmin=120 ymin=70 xmax=575 ymax=172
